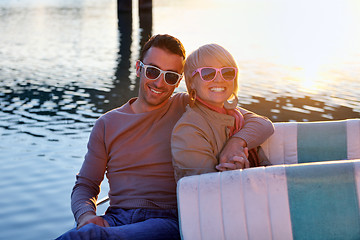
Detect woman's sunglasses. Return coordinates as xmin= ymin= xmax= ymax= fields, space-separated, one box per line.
xmin=192 ymin=67 xmax=237 ymax=82
xmin=139 ymin=61 xmax=183 ymax=86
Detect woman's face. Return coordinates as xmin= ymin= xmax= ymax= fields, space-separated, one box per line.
xmin=191 ymin=58 xmax=235 ymax=108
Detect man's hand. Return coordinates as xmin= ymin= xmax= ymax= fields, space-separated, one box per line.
xmin=217 ymin=137 xmax=250 ymax=171
xmin=77 ymin=212 xmax=110 ymax=229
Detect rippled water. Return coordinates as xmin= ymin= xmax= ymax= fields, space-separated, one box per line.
xmin=1 ymin=0 xmax=360 ymax=239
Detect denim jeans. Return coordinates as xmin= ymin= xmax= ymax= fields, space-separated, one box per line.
xmin=56 ymin=208 xmax=180 ymax=240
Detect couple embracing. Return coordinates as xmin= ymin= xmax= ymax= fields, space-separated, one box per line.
xmin=57 ymin=34 xmax=274 ymax=240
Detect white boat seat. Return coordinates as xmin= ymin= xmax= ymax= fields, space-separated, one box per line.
xmin=261 ymin=119 xmax=360 ymax=165
xmin=177 ymin=160 xmax=360 ymax=240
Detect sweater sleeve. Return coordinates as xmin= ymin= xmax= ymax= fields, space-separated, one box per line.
xmin=171 ymin=116 xmax=218 ymax=182
xmin=71 ymin=118 xmax=108 ymax=223
xmin=234 ymin=107 xmax=274 ymax=149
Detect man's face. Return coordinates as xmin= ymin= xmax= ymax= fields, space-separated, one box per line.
xmin=136 ymin=47 xmax=184 ymax=112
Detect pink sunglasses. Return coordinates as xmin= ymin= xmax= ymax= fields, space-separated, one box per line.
xmin=192 ymin=67 xmax=238 ymax=82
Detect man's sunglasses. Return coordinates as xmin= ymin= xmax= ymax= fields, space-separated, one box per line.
xmin=139 ymin=61 xmax=183 ymax=86
xmin=192 ymin=67 xmax=238 ymax=82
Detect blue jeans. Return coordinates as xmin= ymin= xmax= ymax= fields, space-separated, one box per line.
xmin=56 ymin=208 xmax=180 ymax=240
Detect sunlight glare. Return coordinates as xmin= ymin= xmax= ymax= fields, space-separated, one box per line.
xmin=297 ymin=66 xmax=321 ymax=94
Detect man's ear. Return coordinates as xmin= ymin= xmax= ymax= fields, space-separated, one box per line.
xmin=136 ymin=60 xmax=141 ymax=77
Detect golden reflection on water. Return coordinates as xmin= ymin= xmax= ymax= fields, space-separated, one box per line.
xmin=154 ymin=0 xmax=360 ymax=93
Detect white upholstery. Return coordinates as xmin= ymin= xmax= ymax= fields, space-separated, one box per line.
xmin=347 ymin=119 xmax=360 ymax=159
xmin=178 ymin=160 xmax=360 ymax=240
xmin=260 ymin=119 xmax=360 ymax=164
xmin=260 ymin=122 xmax=298 ymax=165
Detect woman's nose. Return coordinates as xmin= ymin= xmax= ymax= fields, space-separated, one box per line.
xmin=213 ymin=71 xmax=224 ymax=82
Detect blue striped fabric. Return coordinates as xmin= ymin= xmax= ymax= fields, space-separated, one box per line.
xmin=297 ymin=121 xmax=348 ymax=163
xmin=286 ymin=161 xmax=360 ymax=239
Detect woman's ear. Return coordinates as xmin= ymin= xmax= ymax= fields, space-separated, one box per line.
xmin=136 ymin=61 xmax=141 ymax=77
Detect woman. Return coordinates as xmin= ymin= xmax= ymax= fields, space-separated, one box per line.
xmin=171 ymin=44 xmax=272 ymax=182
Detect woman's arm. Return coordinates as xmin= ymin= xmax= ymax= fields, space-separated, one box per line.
xmin=171 ymin=120 xmax=218 ymax=182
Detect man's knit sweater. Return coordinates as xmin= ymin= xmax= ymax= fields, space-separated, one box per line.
xmin=71 ymin=93 xmax=273 ymax=222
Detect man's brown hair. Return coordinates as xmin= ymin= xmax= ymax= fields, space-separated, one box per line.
xmin=140 ymin=34 xmax=186 ymax=61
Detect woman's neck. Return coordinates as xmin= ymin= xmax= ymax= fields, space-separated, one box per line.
xmin=196 ymin=97 xmax=226 ymax=114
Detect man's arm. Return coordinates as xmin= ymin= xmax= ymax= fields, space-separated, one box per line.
xmin=178 ymin=93 xmax=274 ymax=148
xmin=218 ymin=108 xmax=274 ymax=169
xmin=71 ymin=119 xmax=108 ymax=226
xmin=234 ymin=107 xmax=274 ymax=149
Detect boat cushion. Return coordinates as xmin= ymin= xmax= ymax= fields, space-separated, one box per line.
xmin=260 ymin=119 xmax=360 ymax=164
xmin=177 ymin=160 xmax=360 ymax=240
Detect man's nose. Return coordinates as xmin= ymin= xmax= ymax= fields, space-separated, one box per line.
xmin=154 ymin=73 xmax=166 ymax=86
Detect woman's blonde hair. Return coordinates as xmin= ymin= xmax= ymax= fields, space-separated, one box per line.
xmin=184 ymin=43 xmax=239 ymax=99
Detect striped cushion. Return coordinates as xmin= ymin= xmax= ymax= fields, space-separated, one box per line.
xmin=177 ymin=160 xmax=360 ymax=240
xmin=260 ymin=119 xmax=360 ymax=165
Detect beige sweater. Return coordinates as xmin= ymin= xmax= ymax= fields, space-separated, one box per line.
xmin=171 ymin=102 xmax=274 ymax=181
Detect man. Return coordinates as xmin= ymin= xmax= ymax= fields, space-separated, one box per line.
xmin=57 ymin=34 xmax=274 ymax=239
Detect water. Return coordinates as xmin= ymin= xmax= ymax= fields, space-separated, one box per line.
xmin=0 ymin=0 xmax=359 ymax=239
